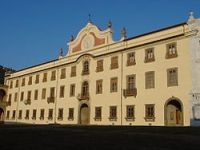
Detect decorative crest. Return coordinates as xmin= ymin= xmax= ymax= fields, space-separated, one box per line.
xmin=59 ymin=48 xmax=63 ymax=57
xmin=121 ymin=27 xmax=127 ymax=39
xmin=188 ymin=11 xmax=195 ymax=22
xmin=108 ymin=20 xmax=112 ymax=28
xmin=70 ymin=35 xmax=74 ymax=42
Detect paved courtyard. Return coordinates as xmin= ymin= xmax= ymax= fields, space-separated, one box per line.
xmin=0 ymin=125 xmax=200 ymax=150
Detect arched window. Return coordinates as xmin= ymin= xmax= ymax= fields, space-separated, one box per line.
xmin=82 ymin=61 xmax=89 ymax=75
xmin=82 ymin=81 xmax=89 ymax=97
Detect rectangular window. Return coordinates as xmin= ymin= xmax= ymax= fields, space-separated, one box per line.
xmin=27 ymin=91 xmax=31 ymax=100
xmin=34 ymin=90 xmax=38 ymax=100
xmin=32 ymin=109 xmax=37 ymax=120
xmin=42 ymin=88 xmax=46 ymax=99
xmin=20 ymin=92 xmax=24 ymax=101
xmin=125 ymin=74 xmax=137 ymax=98
xmin=51 ymin=70 xmax=56 ymax=81
xmin=35 ymin=74 xmax=40 ymax=84
xmin=25 ymin=110 xmax=29 ymax=120
xmin=71 ymin=66 xmax=76 ymax=77
xmin=18 ymin=110 xmax=22 ymax=119
xmin=127 ymin=75 xmax=135 ymax=90
xmin=60 ymin=68 xmax=66 ymax=79
xmin=127 ymin=52 xmax=136 ymax=66
xmin=70 ymin=84 xmax=75 ymax=97
xmin=96 ymin=60 xmax=103 ymax=72
xmin=110 ymin=77 xmax=118 ymax=92
xmin=145 ymin=104 xmax=155 ymax=121
xmin=9 ymin=81 xmax=13 ymax=89
xmin=95 ymin=107 xmax=102 ymax=120
xmin=21 ymin=78 xmax=25 ymax=86
xmin=68 ymin=108 xmax=74 ymax=120
xmin=28 ymin=76 xmax=32 ymax=85
xmin=6 ymin=111 xmax=10 ymax=119
xmin=166 ymin=42 xmax=177 ymax=59
xmin=48 ymin=109 xmax=53 ymax=120
xmin=12 ymin=110 xmax=16 ymax=119
xmin=96 ymin=80 xmax=103 ymax=94
xmin=82 ymin=61 xmax=89 ymax=75
xmin=111 ymin=56 xmax=118 ymax=69
xmin=58 ymin=108 xmax=63 ymax=120
xmin=50 ymin=87 xmax=55 ymax=98
xmin=109 ymin=106 xmax=117 ymax=120
xmin=145 ymin=48 xmax=155 ymax=63
xmin=126 ymin=105 xmax=135 ymax=120
xmin=40 ymin=109 xmax=44 ymax=120
xmin=14 ymin=92 xmax=18 ymax=102
xmin=167 ymin=68 xmax=178 ymax=87
xmin=60 ymin=86 xmax=65 ymax=98
xmin=15 ymin=80 xmax=19 ymax=88
xmin=43 ymin=73 xmax=47 ymax=82
xmin=145 ymin=71 xmax=155 ymax=89
xmin=8 ymin=94 xmax=12 ymax=103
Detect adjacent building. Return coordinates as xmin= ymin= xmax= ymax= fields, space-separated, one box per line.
xmin=0 ymin=66 xmax=15 ymax=123
xmin=2 ymin=13 xmax=200 ymax=126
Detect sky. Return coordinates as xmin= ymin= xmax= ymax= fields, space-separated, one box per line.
xmin=0 ymin=0 xmax=200 ymax=70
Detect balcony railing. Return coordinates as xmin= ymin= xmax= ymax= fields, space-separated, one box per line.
xmin=47 ymin=97 xmax=55 ymax=103
xmin=77 ymin=93 xmax=89 ymax=101
xmin=57 ymin=116 xmax=63 ymax=121
xmin=48 ymin=116 xmax=53 ymax=120
xmin=32 ymin=116 xmax=36 ymax=120
xmin=24 ymin=99 xmax=31 ymax=105
xmin=123 ymin=88 xmax=137 ymax=98
xmin=3 ymin=100 xmax=11 ymax=106
xmin=82 ymin=70 xmax=89 ymax=75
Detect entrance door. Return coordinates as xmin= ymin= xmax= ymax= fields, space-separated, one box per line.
xmin=80 ymin=104 xmax=89 ymax=125
xmin=165 ymin=99 xmax=183 ymax=126
xmin=0 ymin=108 xmax=4 ymax=123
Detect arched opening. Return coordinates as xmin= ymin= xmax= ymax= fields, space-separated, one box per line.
xmin=80 ymin=103 xmax=90 ymax=125
xmin=0 ymin=89 xmax=6 ymax=102
xmin=165 ymin=98 xmax=183 ymax=126
xmin=0 ymin=108 xmax=4 ymax=123
xmin=82 ymin=81 xmax=89 ymax=97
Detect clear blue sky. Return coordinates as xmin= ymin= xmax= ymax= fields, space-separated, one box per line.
xmin=0 ymin=0 xmax=200 ymax=70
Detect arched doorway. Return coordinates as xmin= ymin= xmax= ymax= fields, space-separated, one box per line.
xmin=80 ymin=103 xmax=90 ymax=125
xmin=165 ymin=98 xmax=183 ymax=126
xmin=0 ymin=108 xmax=4 ymax=123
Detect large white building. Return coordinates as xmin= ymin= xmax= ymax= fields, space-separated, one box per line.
xmin=1 ymin=13 xmax=200 ymax=126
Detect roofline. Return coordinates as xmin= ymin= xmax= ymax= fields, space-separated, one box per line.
xmin=124 ymin=22 xmax=187 ymax=41
xmin=15 ymin=58 xmax=58 ymax=73
xmin=9 ymin=22 xmax=187 ymax=76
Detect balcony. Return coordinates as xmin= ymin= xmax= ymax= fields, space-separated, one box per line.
xmin=123 ymin=88 xmax=137 ymax=98
xmin=32 ymin=116 xmax=36 ymax=120
xmin=48 ymin=117 xmax=53 ymax=120
xmin=47 ymin=97 xmax=55 ymax=103
xmin=3 ymin=100 xmax=11 ymax=106
xmin=40 ymin=116 xmax=44 ymax=120
xmin=24 ymin=99 xmax=31 ymax=105
xmin=82 ymin=70 xmax=89 ymax=75
xmin=77 ymin=93 xmax=89 ymax=101
xmin=57 ymin=116 xmax=63 ymax=121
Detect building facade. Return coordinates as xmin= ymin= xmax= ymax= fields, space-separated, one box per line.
xmin=3 ymin=14 xmax=200 ymax=126
xmin=0 ymin=66 xmax=14 ymax=123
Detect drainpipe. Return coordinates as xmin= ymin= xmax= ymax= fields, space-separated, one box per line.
xmin=54 ymin=67 xmax=59 ymax=124
xmin=120 ymin=42 xmax=125 ymax=126
xmin=16 ymin=78 xmax=21 ymax=123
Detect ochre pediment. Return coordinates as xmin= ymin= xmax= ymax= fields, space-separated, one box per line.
xmin=67 ymin=22 xmax=113 ymax=55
